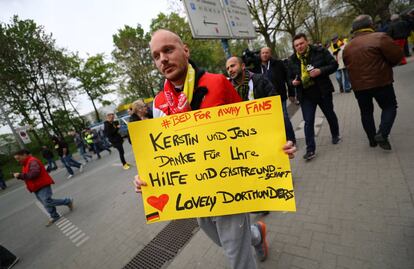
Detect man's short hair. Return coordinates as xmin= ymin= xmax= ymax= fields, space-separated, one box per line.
xmin=293 ymin=33 xmax=308 ymax=43
xmin=234 ymin=56 xmax=244 ymax=65
xmin=351 ymin=15 xmax=374 ymax=33
xmin=14 ymin=149 xmax=30 ymax=156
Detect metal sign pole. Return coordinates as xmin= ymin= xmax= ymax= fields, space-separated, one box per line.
xmin=221 ymin=39 xmax=232 ymax=59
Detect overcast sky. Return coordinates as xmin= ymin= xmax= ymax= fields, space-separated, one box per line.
xmin=0 ymin=0 xmax=171 ymax=134
xmin=0 ymin=0 xmax=170 ymax=57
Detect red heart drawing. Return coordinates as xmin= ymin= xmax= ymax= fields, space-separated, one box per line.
xmin=147 ymin=194 xmax=169 ymax=212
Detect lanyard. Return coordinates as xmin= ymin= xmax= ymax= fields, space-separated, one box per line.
xmin=261 ymin=61 xmax=270 ymax=74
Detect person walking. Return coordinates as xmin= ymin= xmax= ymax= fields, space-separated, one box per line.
xmin=104 ymin=112 xmax=130 ymax=170
xmin=329 ymin=35 xmax=352 ymax=93
xmin=0 ymin=167 xmax=7 ymax=190
xmin=51 ymin=136 xmax=83 ymax=179
xmin=12 ymin=149 xmax=73 ymax=226
xmin=41 ymin=145 xmax=57 ymax=172
xmin=344 ymin=14 xmax=403 ymax=150
xmin=0 ymin=245 xmax=19 ymax=268
xmin=387 ymin=14 xmax=411 ymax=65
xmin=253 ymin=47 xmax=297 ymax=144
xmin=83 ymin=129 xmax=111 ymax=159
xmin=70 ymin=130 xmax=93 ymax=163
xmin=287 ymin=33 xmax=341 ymax=161
xmin=134 ymin=29 xmax=297 ymax=269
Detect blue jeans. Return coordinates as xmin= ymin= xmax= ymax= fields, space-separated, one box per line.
xmin=0 ymin=174 xmax=6 ymax=189
xmin=78 ymin=145 xmax=92 ymax=162
xmin=46 ymin=157 xmax=57 ymax=170
xmin=353 ymin=84 xmax=397 ymax=140
xmin=336 ymin=69 xmax=351 ymax=92
xmin=282 ymin=100 xmax=296 ymax=143
xmin=35 ymin=185 xmax=70 ymax=220
xmin=61 ymin=155 xmax=81 ymax=175
xmin=301 ymin=93 xmax=340 ymax=153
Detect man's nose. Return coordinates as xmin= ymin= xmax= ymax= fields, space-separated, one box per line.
xmin=160 ymin=53 xmax=168 ymax=63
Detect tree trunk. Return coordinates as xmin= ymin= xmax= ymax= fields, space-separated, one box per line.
xmin=85 ymin=90 xmax=101 ymax=122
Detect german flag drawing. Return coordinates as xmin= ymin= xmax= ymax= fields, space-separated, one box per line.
xmin=146 ymin=212 xmax=160 ymax=222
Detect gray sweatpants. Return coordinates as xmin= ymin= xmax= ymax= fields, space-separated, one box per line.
xmin=197 ymin=213 xmax=262 ymax=269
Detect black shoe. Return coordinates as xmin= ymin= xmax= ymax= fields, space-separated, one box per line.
xmin=5 ymin=256 xmax=19 ymax=268
xmin=369 ymin=139 xmax=378 ymax=147
xmin=374 ymin=133 xmax=392 ymax=150
xmin=332 ymin=136 xmax=342 ymax=144
xmin=303 ymin=151 xmax=316 ymax=161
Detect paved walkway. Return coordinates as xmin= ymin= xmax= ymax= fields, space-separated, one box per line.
xmin=166 ymin=64 xmax=414 ymax=269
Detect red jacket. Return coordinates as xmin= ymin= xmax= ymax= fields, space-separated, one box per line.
xmin=153 ymin=64 xmax=242 ymax=117
xmin=20 ymin=156 xmax=54 ymax=192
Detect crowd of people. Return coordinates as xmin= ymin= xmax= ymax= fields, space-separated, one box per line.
xmin=1 ymin=10 xmax=412 ymax=269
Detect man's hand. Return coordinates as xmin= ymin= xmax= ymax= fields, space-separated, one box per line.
xmin=289 ymin=96 xmax=296 ymax=104
xmin=134 ymin=175 xmax=147 ymax=193
xmin=13 ymin=172 xmax=20 ymax=179
xmin=309 ymin=68 xmax=321 ymax=78
xmin=292 ymin=79 xmax=301 ymax=86
xmin=283 ymin=141 xmax=297 ymax=159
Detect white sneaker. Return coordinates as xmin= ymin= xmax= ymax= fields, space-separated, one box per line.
xmin=67 ymin=174 xmax=73 ymax=179
xmin=79 ymin=164 xmax=84 ymax=173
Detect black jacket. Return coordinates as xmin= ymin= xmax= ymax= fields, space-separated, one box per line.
xmin=129 ymin=113 xmax=141 ymax=123
xmin=287 ymin=45 xmax=338 ymax=100
xmin=387 ymin=19 xmax=411 ymax=40
xmin=253 ymin=58 xmax=295 ymax=101
xmin=250 ymin=73 xmax=276 ymax=99
xmin=53 ymin=139 xmax=69 ymax=157
xmin=41 ymin=148 xmax=54 ymax=159
xmin=104 ymin=121 xmax=123 ymax=144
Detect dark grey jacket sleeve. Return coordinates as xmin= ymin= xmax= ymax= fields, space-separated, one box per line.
xmin=18 ymin=160 xmax=41 ymax=180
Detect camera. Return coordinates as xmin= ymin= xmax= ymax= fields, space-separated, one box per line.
xmin=241 ymin=48 xmax=261 ymax=70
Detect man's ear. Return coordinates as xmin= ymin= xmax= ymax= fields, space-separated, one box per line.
xmin=242 ymin=63 xmax=246 ymax=70
xmin=183 ymin=44 xmax=190 ymax=58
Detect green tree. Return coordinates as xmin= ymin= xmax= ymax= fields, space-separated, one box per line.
xmin=333 ymin=0 xmax=393 ymax=22
xmin=112 ymin=24 xmax=158 ymax=102
xmin=0 ymin=16 xmax=65 ymax=139
xmin=75 ymin=54 xmax=116 ymax=122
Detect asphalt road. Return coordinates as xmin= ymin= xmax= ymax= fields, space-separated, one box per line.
xmin=0 ymin=145 xmax=167 ymax=269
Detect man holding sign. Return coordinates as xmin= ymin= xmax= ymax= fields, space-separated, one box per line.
xmin=134 ymin=29 xmax=296 ymax=269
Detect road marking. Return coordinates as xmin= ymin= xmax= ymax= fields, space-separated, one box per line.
xmin=70 ymin=230 xmax=83 ymax=240
xmin=75 ymin=236 xmax=90 ymax=247
xmin=65 ymin=227 xmax=79 ymax=237
xmin=72 ymin=232 xmax=86 ymax=243
xmin=60 ymin=221 xmax=73 ymax=230
xmin=61 ymin=224 xmax=75 ymax=233
xmin=34 ymin=202 xmax=90 ymax=247
xmin=56 ymin=219 xmax=70 ymax=227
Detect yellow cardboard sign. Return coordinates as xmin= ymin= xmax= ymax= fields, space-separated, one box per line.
xmin=129 ymin=96 xmax=296 ymax=223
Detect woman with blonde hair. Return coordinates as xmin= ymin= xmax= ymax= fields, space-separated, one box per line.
xmin=129 ymin=99 xmax=152 ymax=122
